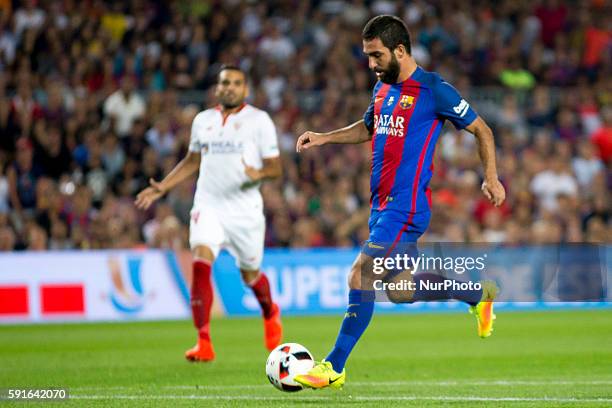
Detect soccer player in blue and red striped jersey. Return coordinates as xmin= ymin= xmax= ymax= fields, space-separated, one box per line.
xmin=294 ymin=15 xmax=506 ymax=389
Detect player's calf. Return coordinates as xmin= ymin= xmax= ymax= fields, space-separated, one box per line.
xmin=243 ymin=270 xmax=283 ymax=350
xmin=383 ymin=268 xmax=417 ymax=303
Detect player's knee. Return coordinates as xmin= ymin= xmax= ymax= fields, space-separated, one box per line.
xmin=348 ymin=268 xmax=361 ymax=289
xmin=240 ymin=269 xmax=260 ymax=285
xmin=349 ymin=253 xmax=378 ymax=290
xmin=192 ymin=245 xmax=215 ymax=263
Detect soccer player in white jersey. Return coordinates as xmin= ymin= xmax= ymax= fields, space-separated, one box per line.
xmin=135 ymin=65 xmax=283 ymax=362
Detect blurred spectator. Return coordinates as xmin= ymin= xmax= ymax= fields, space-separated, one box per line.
xmin=103 ymin=76 xmax=145 ymax=138
xmin=142 ymin=203 xmax=174 ymax=246
xmin=84 ymin=148 xmax=109 ymax=205
xmin=0 ymin=23 xmax=16 ymax=67
xmin=582 ymin=15 xmax=610 ymax=70
xmin=527 ymin=86 xmax=555 ymax=128
xmin=0 ymin=225 xmax=15 ymax=251
xmin=14 ymin=0 xmax=45 ymax=39
xmin=26 ymin=223 xmax=47 ymax=251
xmin=258 ymin=25 xmax=296 ymax=62
xmin=145 ymin=115 xmax=175 ymax=157
xmin=572 ymin=140 xmax=604 ymax=188
xmin=482 ymin=209 xmax=507 ymax=243
xmin=101 ymin=2 xmax=131 ymax=45
xmin=101 ymin=132 xmax=126 ymax=179
xmin=33 ymin=124 xmax=71 ymax=179
xmin=7 ymin=138 xmax=40 ymax=216
xmin=167 ymin=181 xmax=194 ymax=226
xmin=152 ymin=215 xmax=184 ymax=251
xmin=535 ymin=0 xmax=567 ymax=48
xmin=530 ymin=156 xmax=578 ymax=212
xmin=64 ymin=185 xmax=94 ymax=233
xmin=48 ymin=219 xmax=71 ymax=250
xmin=591 ymin=106 xmax=612 ymax=163
xmin=585 ymin=216 xmax=607 ymax=243
xmin=0 ymin=159 xmax=8 ymax=213
xmin=499 ymin=59 xmax=536 ymax=90
xmin=531 ymin=220 xmax=562 ymax=244
xmin=11 ymin=83 xmax=42 ymax=136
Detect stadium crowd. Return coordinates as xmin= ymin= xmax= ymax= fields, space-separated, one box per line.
xmin=0 ymin=0 xmax=609 ymax=251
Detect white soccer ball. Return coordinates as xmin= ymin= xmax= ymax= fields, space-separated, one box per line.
xmin=265 ymin=343 xmax=315 ymax=392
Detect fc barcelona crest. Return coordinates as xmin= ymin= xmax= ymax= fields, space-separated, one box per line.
xmin=399 ymin=95 xmax=414 ymax=109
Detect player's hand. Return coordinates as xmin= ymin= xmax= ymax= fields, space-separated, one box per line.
xmin=134 ymin=179 xmax=166 ymax=210
xmin=241 ymin=158 xmax=261 ymax=190
xmin=481 ymin=178 xmax=506 ymax=207
xmin=242 ymin=158 xmax=262 ymax=182
xmin=296 ymin=131 xmax=326 ymax=153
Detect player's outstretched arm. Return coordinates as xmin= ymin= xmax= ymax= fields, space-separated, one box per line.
xmin=465 ymin=116 xmax=506 ymax=207
xmin=242 ymin=157 xmax=282 ymax=183
xmin=134 ymin=151 xmax=201 ymax=210
xmin=296 ymin=120 xmax=371 ymax=153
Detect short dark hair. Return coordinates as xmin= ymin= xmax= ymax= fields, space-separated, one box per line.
xmin=362 ymin=15 xmax=411 ymax=54
xmin=218 ymin=64 xmax=246 ymax=82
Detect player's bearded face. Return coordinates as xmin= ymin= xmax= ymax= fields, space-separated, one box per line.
xmin=216 ymin=70 xmax=248 ymax=109
xmin=375 ymin=52 xmax=400 ymax=84
xmin=364 ymin=39 xmax=401 ymax=84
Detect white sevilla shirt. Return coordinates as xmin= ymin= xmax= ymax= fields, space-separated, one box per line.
xmin=188 ymin=104 xmax=280 ymax=214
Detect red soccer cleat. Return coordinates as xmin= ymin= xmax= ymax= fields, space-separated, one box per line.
xmin=185 ymin=338 xmax=215 ymax=362
xmin=264 ymin=303 xmax=283 ymax=351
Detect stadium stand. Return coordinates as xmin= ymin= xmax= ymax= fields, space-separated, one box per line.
xmin=0 ymin=0 xmax=609 ymax=251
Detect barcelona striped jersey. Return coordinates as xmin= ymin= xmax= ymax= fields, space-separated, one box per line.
xmin=363 ymin=66 xmax=477 ymax=214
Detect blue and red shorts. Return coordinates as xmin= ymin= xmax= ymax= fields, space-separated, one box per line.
xmin=361 ymin=208 xmax=431 ymax=259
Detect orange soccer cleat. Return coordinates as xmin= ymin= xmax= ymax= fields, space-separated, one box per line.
xmin=469 ymin=280 xmax=499 ymax=338
xmin=185 ymin=338 xmax=215 ymax=362
xmin=264 ymin=303 xmax=283 ymax=351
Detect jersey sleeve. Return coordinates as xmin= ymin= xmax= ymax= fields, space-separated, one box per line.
xmin=188 ymin=113 xmax=203 ymax=152
xmin=433 ymin=78 xmax=477 ymax=129
xmin=258 ymin=113 xmax=280 ymax=159
xmin=363 ymin=95 xmax=375 ymax=133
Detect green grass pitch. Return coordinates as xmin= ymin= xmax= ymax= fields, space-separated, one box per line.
xmin=1 ymin=309 xmax=611 ymax=407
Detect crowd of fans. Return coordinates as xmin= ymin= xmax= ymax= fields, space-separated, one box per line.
xmin=0 ymin=0 xmax=609 ymax=251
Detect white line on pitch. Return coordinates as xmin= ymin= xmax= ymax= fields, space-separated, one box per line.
xmin=69 ymin=395 xmax=612 ymax=403
xmin=71 ymin=379 xmax=612 ymax=391
xmin=351 ymin=380 xmax=612 ymax=386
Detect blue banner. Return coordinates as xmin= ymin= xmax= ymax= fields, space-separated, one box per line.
xmin=214 ymin=249 xmax=356 ymax=316
xmin=212 ymin=246 xmax=612 ymax=316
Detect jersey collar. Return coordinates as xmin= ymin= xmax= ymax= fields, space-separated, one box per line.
xmin=215 ymin=102 xmax=247 ymax=113
xmin=216 ymin=103 xmax=247 ymax=126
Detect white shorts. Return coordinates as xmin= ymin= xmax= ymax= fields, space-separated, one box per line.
xmin=189 ymin=206 xmax=265 ymax=270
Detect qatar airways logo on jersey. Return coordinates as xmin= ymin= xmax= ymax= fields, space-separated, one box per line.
xmin=202 ymin=141 xmax=244 ymax=154
xmin=374 ymin=114 xmax=405 ymax=137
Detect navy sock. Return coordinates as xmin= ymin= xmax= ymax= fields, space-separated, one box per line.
xmin=412 ymin=273 xmax=481 ymax=306
xmin=325 ymin=289 xmax=375 ymax=372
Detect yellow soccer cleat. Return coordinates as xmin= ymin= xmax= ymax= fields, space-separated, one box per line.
xmin=294 ymin=361 xmax=345 ymax=389
xmin=469 ymin=280 xmax=499 ymax=338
